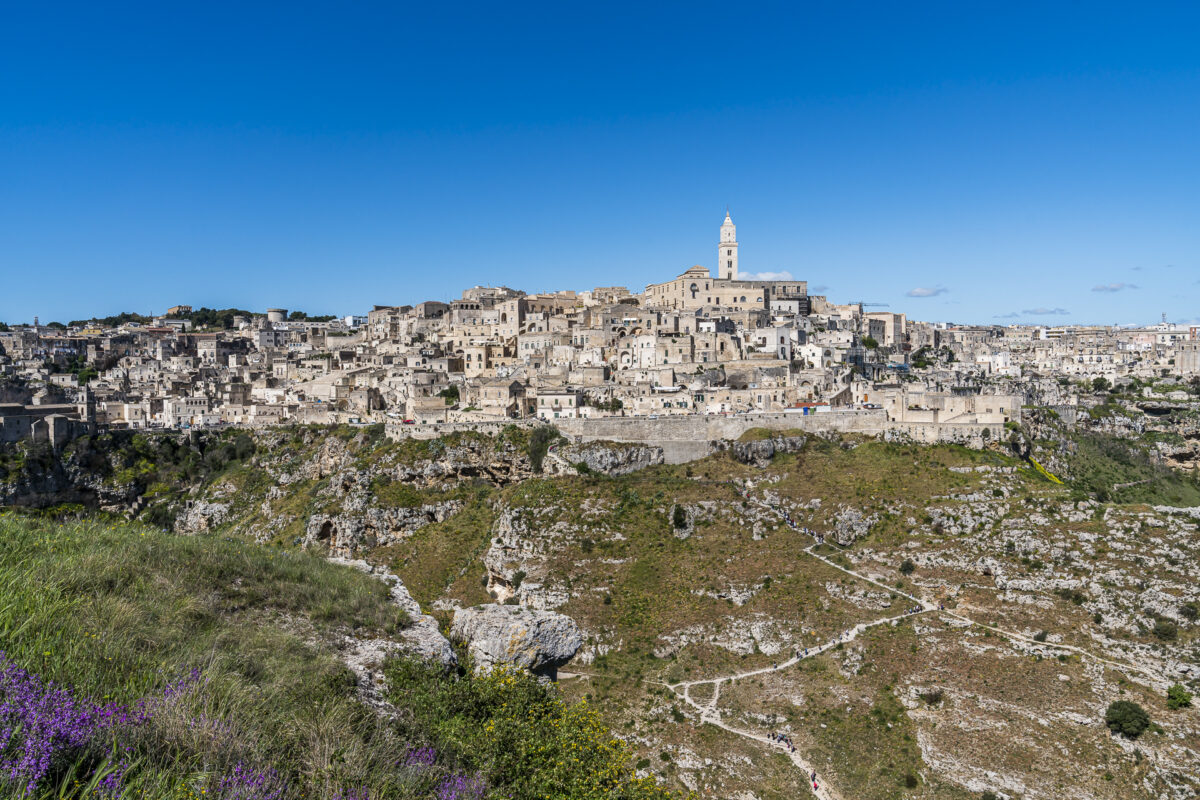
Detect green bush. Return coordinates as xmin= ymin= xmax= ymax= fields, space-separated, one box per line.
xmin=1153 ymin=620 xmax=1178 ymax=641
xmin=383 ymin=657 xmax=678 ymax=800
xmin=1167 ymin=684 xmax=1193 ymax=710
xmin=1105 ymin=700 xmax=1150 ymax=738
xmin=672 ymin=505 xmax=687 ymax=529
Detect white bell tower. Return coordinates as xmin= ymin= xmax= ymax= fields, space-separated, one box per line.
xmin=718 ymin=211 xmax=738 ymax=281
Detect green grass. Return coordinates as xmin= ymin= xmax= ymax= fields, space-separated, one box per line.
xmin=0 ymin=512 xmax=688 ymax=800
xmin=0 ymin=512 xmax=413 ymax=798
xmin=381 ymin=494 xmax=497 ymax=608
xmin=1067 ymin=432 xmax=1200 ymax=506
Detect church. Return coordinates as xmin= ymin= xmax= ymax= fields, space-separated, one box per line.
xmin=643 ymin=212 xmax=809 ymax=313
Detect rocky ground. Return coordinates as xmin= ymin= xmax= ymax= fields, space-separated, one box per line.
xmin=3 ymin=408 xmax=1200 ymax=800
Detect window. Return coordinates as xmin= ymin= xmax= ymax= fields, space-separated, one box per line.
xmin=727 ymin=249 xmax=732 ymax=255
xmin=726 ymin=260 xmax=732 ymax=269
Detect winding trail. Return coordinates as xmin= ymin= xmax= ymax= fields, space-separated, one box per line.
xmin=667 ymin=605 xmax=931 ymax=800
xmin=635 ymin=480 xmax=1172 ymax=796
xmin=741 ymin=482 xmax=1166 ymax=684
xmin=561 ymin=473 xmax=1172 ymax=796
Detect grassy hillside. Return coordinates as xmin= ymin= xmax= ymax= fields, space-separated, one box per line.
xmin=0 ymin=513 xmax=683 ymax=800
xmin=364 ymin=436 xmax=1200 ymax=800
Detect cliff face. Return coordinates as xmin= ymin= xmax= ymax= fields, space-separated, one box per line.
xmin=0 ymin=434 xmax=142 ymax=511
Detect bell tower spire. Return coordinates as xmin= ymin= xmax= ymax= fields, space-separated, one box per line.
xmin=718 ymin=211 xmax=738 ymax=280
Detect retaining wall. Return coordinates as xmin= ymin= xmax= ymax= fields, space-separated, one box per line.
xmin=386 ymin=412 xmax=1004 ymax=463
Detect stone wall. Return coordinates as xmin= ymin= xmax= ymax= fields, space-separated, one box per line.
xmin=386 ymin=411 xmax=1006 ymax=463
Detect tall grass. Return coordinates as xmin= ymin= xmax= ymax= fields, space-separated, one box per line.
xmin=0 ymin=514 xmax=687 ymax=800
xmin=0 ymin=513 xmax=417 ymax=798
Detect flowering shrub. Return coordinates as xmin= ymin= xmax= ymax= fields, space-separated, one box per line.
xmin=0 ymin=651 xmax=126 ymax=795
xmin=404 ymin=745 xmax=437 ymax=768
xmin=385 ymin=656 xmax=684 ymax=800
xmin=435 ymin=771 xmax=486 ymax=800
xmin=214 ymin=762 xmax=288 ymax=800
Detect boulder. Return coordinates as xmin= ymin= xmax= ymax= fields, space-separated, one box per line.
xmin=450 ymin=604 xmax=583 ymax=679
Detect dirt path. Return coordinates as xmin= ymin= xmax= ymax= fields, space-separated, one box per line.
xmin=565 ymin=477 xmax=1170 ymax=798
xmin=666 ymin=606 xmax=930 ymax=800
xmin=673 ymin=483 xmax=1171 ymax=797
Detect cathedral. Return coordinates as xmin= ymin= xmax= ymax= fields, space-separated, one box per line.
xmin=643 ymin=212 xmax=808 ymax=312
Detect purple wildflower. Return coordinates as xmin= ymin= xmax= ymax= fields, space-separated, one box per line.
xmin=213 ymin=762 xmax=288 ymax=800
xmin=403 ymin=745 xmax=436 ymax=768
xmin=0 ymin=654 xmax=202 ymax=796
xmin=435 ymin=772 xmax=486 ymax=800
xmin=97 ymin=758 xmax=129 ymax=798
xmin=0 ymin=652 xmax=110 ymax=795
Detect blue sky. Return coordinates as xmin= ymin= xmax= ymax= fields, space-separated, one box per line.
xmin=1 ymin=1 xmax=1198 ymax=325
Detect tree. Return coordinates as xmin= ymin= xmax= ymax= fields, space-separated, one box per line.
xmin=1091 ymin=376 xmax=1111 ymax=393
xmin=672 ymin=505 xmax=687 ymax=529
xmin=528 ymin=426 xmax=558 ymax=473
xmin=438 ymin=385 xmax=460 ymax=404
xmin=899 ymin=559 xmax=915 ymax=575
xmin=1153 ymin=620 xmax=1178 ymax=641
xmin=862 ymin=336 xmax=879 ymax=350
xmin=1167 ymin=684 xmax=1193 ymax=710
xmin=68 ymin=311 xmax=151 ymax=328
xmin=1105 ymin=700 xmax=1150 ymax=738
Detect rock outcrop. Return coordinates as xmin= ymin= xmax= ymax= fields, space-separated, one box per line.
xmin=331 ymin=558 xmax=457 ymax=669
xmin=721 ymin=435 xmax=807 ymax=468
xmin=450 ymin=604 xmax=583 ymax=679
xmin=558 ymin=442 xmax=665 ymax=475
xmin=304 ymin=501 xmax=462 ymax=557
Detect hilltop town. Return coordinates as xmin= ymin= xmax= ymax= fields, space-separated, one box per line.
xmin=3 ymin=217 xmax=1200 ymax=800
xmin=2 ymin=214 xmax=1197 ymax=450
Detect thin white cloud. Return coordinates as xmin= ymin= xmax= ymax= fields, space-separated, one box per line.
xmin=809 ymin=284 xmax=829 ymax=293
xmin=1091 ymin=282 xmax=1138 ymax=292
xmin=906 ymin=287 xmax=946 ymax=298
xmin=741 ymin=270 xmax=794 ymax=281
xmin=995 ymin=307 xmax=1070 ymax=318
